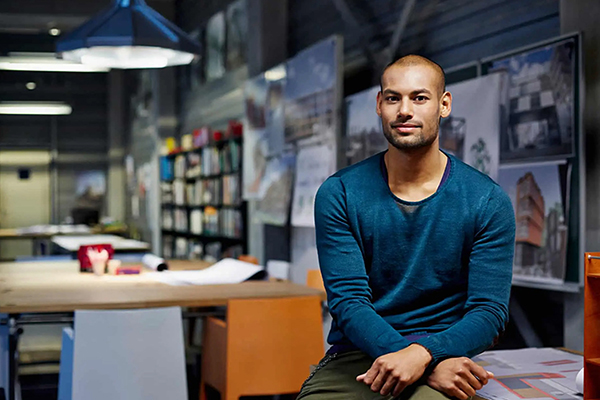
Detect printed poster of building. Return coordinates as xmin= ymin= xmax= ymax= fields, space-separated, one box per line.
xmin=441 ymin=73 xmax=505 ymax=180
xmin=242 ymin=64 xmax=287 ymax=200
xmin=345 ymin=86 xmax=387 ymax=165
xmin=487 ymin=38 xmax=576 ymax=162
xmin=497 ymin=161 xmax=570 ymax=284
xmin=284 ymin=37 xmax=337 ymax=146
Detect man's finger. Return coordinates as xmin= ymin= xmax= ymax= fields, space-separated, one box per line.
xmin=392 ymin=379 xmax=408 ymax=397
xmin=456 ymin=377 xmax=477 ymax=398
xmin=362 ymin=367 xmax=379 ymax=385
xmin=369 ymin=369 xmax=389 ymax=392
xmin=379 ymin=375 xmax=397 ymax=396
xmin=464 ymin=371 xmax=483 ymax=391
xmin=356 ymin=373 xmax=366 ymax=382
xmin=468 ymin=361 xmax=490 ymax=385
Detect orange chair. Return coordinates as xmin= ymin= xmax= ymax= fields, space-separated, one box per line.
xmin=199 ymin=295 xmax=324 ymax=400
xmin=306 ymin=269 xmax=325 ymax=292
xmin=238 ymin=254 xmax=259 ymax=265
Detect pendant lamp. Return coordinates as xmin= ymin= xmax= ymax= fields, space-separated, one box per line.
xmin=56 ymin=0 xmax=201 ymax=69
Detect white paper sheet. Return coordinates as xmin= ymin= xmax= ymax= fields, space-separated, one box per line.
xmin=52 ymin=235 xmax=150 ymax=251
xmin=291 ymin=144 xmax=336 ymax=227
xmin=148 ymin=258 xmax=263 ymax=286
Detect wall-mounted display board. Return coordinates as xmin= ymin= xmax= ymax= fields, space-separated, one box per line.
xmin=242 ymin=36 xmax=342 ymax=281
xmin=482 ymin=33 xmax=582 ymax=291
xmin=243 ymin=36 xmax=341 ymax=228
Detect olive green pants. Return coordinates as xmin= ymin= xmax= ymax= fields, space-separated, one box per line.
xmin=297 ymin=351 xmax=452 ymax=400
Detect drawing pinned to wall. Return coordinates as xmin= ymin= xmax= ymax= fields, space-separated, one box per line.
xmin=486 ymin=38 xmax=576 ymax=162
xmin=226 ymin=0 xmax=248 ymax=70
xmin=243 ymin=74 xmax=268 ymax=199
xmin=441 ymin=73 xmax=505 ymax=180
xmin=205 ymin=12 xmax=226 ymax=81
xmin=243 ymin=64 xmax=287 ymax=199
xmin=284 ymin=37 xmax=336 ymax=145
xmin=255 ymin=152 xmax=296 ymax=226
xmin=291 ymin=144 xmax=336 ymax=227
xmin=345 ymin=86 xmax=387 ymax=165
xmin=497 ymin=161 xmax=570 ymax=284
xmin=75 ymin=171 xmax=106 ymax=211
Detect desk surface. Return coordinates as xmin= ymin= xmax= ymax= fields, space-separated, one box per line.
xmin=0 ymin=261 xmax=325 ymax=314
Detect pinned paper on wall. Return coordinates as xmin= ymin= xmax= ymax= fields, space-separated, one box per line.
xmin=291 ymin=144 xmax=335 ymax=227
xmin=256 ymin=152 xmax=296 ymax=226
xmin=441 ymin=73 xmax=505 ymax=181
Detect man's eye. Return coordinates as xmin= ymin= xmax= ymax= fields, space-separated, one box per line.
xmin=415 ymin=96 xmax=428 ymax=102
xmin=386 ymin=96 xmax=399 ymax=102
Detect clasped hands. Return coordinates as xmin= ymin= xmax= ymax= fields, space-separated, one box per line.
xmin=356 ymin=344 xmax=494 ymax=399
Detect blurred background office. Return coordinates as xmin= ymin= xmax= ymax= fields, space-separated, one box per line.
xmin=1 ymin=0 xmax=599 ymax=399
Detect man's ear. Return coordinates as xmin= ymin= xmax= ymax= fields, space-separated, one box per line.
xmin=376 ymin=91 xmax=382 ymax=117
xmin=440 ymin=91 xmax=452 ymax=118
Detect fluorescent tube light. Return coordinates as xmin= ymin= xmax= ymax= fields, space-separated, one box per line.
xmin=0 ymin=52 xmax=109 ymax=72
xmin=0 ymin=102 xmax=72 ymax=115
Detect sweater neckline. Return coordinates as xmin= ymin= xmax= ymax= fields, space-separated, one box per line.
xmin=379 ymin=149 xmax=454 ymax=206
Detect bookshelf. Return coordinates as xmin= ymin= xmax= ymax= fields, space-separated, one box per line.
xmin=584 ymin=252 xmax=600 ymax=399
xmin=160 ymin=136 xmax=245 ymax=261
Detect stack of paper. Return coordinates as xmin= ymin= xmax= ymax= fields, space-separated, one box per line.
xmin=148 ymin=258 xmax=263 ymax=286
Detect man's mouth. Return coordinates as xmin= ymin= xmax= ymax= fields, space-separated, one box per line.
xmin=392 ymin=124 xmax=421 ymax=133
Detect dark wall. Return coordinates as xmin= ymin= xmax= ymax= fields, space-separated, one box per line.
xmin=288 ymin=0 xmax=559 ymax=95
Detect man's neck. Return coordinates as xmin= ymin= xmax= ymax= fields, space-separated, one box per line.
xmin=384 ymin=143 xmax=448 ymax=202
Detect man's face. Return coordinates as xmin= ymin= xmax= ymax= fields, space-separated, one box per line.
xmin=376 ymin=64 xmax=451 ymax=151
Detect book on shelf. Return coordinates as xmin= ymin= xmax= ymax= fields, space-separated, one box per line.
xmin=160 ymin=127 xmax=245 ymax=261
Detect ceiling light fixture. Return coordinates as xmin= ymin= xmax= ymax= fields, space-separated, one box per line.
xmin=0 ymin=52 xmax=109 ymax=72
xmin=56 ymin=0 xmax=201 ymax=69
xmin=25 ymin=82 xmax=36 ymax=90
xmin=0 ymin=102 xmax=72 ymax=115
xmin=49 ymin=28 xmax=61 ymax=36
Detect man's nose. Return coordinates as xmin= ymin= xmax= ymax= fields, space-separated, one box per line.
xmin=397 ymin=100 xmax=413 ymax=119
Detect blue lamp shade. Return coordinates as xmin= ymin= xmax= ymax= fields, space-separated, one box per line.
xmin=56 ymin=0 xmax=201 ymax=69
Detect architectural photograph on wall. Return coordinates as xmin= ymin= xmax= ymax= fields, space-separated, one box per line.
xmin=497 ymin=161 xmax=570 ymax=284
xmin=440 ymin=73 xmax=505 ymax=180
xmin=344 ymin=86 xmax=387 ymax=166
xmin=486 ymin=37 xmax=576 ymax=162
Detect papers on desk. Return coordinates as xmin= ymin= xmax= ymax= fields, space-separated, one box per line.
xmin=52 ymin=235 xmax=150 ymax=251
xmin=473 ymin=348 xmax=583 ymax=399
xmin=148 ymin=258 xmax=263 ymax=286
xmin=16 ymin=224 xmax=91 ymax=235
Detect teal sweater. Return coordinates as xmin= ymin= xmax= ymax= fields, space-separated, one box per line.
xmin=314 ymin=151 xmax=515 ymax=364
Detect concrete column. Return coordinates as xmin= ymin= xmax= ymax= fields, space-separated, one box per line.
xmin=246 ymin=0 xmax=289 ymax=264
xmin=107 ymin=70 xmax=126 ymax=222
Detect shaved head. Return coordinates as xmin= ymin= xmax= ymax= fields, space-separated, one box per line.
xmin=380 ymin=55 xmax=446 ymax=97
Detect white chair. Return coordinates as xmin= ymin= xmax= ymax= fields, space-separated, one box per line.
xmin=266 ymin=259 xmax=290 ymax=281
xmin=58 ymin=307 xmax=187 ymax=400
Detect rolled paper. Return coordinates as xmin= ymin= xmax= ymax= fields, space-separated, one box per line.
xmin=575 ymin=367 xmax=583 ymax=394
xmin=142 ymin=253 xmax=169 ymax=271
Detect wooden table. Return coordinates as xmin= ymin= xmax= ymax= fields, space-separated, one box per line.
xmin=0 ymin=260 xmax=325 ymax=313
xmin=0 ymin=260 xmax=325 ymax=399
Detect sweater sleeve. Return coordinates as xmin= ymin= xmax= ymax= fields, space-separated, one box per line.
xmin=315 ymin=176 xmax=412 ymax=359
xmin=416 ymin=185 xmax=515 ymax=364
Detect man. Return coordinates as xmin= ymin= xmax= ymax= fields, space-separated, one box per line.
xmin=297 ymin=55 xmax=515 ymax=400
